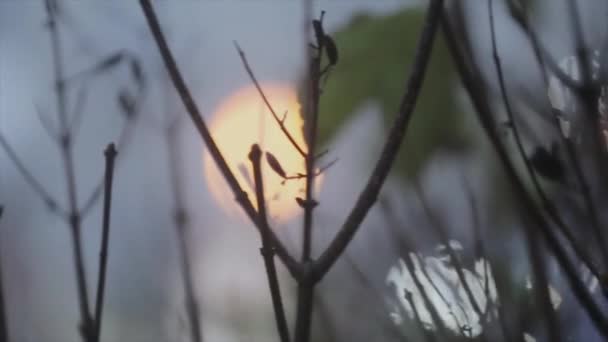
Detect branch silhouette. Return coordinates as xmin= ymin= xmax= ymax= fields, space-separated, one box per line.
xmin=139 ymin=0 xmax=301 ymax=279
xmin=314 ymin=0 xmax=445 ymax=279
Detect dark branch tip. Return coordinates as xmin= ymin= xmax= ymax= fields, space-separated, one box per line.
xmin=248 ymin=144 xmax=262 ymax=162
xmin=233 ymin=40 xmax=244 ymax=55
xmin=104 ymin=143 xmax=117 ymax=158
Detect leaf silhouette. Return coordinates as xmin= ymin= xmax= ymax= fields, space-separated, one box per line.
xmin=324 ymin=35 xmax=338 ymax=66
xmin=295 ymin=197 xmax=306 ymax=208
xmin=265 ymin=152 xmax=287 ymax=178
xmin=301 ymin=9 xmax=469 ymax=179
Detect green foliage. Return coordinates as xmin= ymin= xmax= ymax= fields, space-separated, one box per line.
xmin=309 ymin=8 xmax=470 ymax=179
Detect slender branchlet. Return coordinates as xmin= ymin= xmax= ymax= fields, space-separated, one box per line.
xmin=461 ymin=175 xmax=513 ymax=342
xmin=380 ymin=198 xmax=449 ymax=340
xmin=165 ymin=120 xmax=203 ymax=342
xmin=1 ymin=3 xmax=141 ymax=340
xmin=414 ymin=183 xmax=484 ymax=319
xmin=45 ymin=1 xmax=95 ymax=339
xmin=138 ymin=0 xmax=301 ymax=279
xmin=0 ymin=134 xmax=64 ymax=216
xmin=234 ymin=43 xmax=307 ymax=158
xmin=93 ymin=143 xmax=117 ymax=342
xmin=249 ymin=144 xmax=290 ymax=342
xmin=506 ymin=0 xmax=583 ymax=91
xmin=564 ymin=0 xmax=608 ymax=269
xmin=314 ymin=0 xmax=445 ymax=280
xmin=294 ymin=8 xmax=328 ymax=342
xmin=441 ymin=13 xmax=608 ymax=337
xmin=505 ymin=1 xmax=605 ymax=279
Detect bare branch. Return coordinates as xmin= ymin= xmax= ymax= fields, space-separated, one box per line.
xmin=566 ymin=0 xmax=592 ymax=88
xmin=441 ymin=13 xmax=608 ymax=337
xmin=314 ymin=0 xmax=444 ymax=279
xmin=93 ymin=143 xmax=117 ymax=342
xmin=413 ymin=182 xmax=484 ymax=319
xmin=282 ymin=158 xmax=338 ymax=182
xmin=46 ymin=0 xmax=95 ymax=338
xmin=166 ymin=120 xmax=203 ymax=342
xmin=138 ymin=0 xmax=301 ymax=278
xmin=68 ymin=83 xmax=89 ymax=138
xmin=79 ymin=89 xmax=140 ymax=218
xmin=489 ymin=0 xmax=602 ymax=278
xmin=249 ymin=144 xmax=290 ymax=342
xmin=506 ymin=0 xmax=583 ymax=91
xmin=34 ymin=103 xmax=59 ymax=142
xmin=0 ymin=133 xmax=63 ymax=215
xmin=300 ymin=10 xmax=325 ymax=266
xmin=234 ymin=43 xmax=307 ymax=158
xmin=487 ymin=5 xmax=566 ymax=330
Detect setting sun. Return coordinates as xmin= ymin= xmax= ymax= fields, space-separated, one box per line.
xmin=203 ymin=83 xmax=312 ymax=222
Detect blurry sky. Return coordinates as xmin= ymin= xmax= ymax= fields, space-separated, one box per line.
xmin=3 ymin=1 xmax=608 ymax=341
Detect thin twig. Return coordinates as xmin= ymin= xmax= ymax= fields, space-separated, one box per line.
xmin=282 ymin=158 xmax=337 ymax=182
xmin=441 ymin=14 xmax=608 ymax=337
xmin=34 ymin=103 xmax=59 ymax=142
xmin=413 ymin=183 xmax=484 ymax=319
xmin=401 ymin=253 xmax=449 ymax=339
xmin=166 ymin=121 xmax=203 ymax=342
xmin=506 ymin=1 xmax=582 ymax=91
xmin=249 ymin=144 xmax=290 ymax=342
xmin=234 ymin=43 xmax=307 ymax=158
xmin=295 ymin=10 xmax=333 ymax=338
xmin=138 ymin=0 xmax=301 ymax=279
xmin=93 ymin=143 xmax=117 ymax=342
xmin=566 ymin=0 xmax=592 ymax=88
xmin=301 ymin=10 xmax=323 ymax=263
xmin=295 ymin=12 xmax=326 ymax=338
xmin=68 ymin=83 xmax=89 ymax=138
xmin=342 ymin=254 xmax=407 ymax=340
xmin=46 ymin=1 xmax=94 ymax=339
xmin=79 ymin=90 xmax=141 ymax=218
xmin=507 ymin=1 xmax=604 ymax=278
xmin=564 ymin=0 xmax=608 ymax=269
xmin=511 ymin=0 xmax=608 ymax=215
xmin=314 ymin=0 xmax=444 ymax=280
xmin=406 ymin=289 xmax=436 ymax=342
xmin=0 ymin=133 xmax=63 ymax=215
xmin=489 ymin=0 xmax=601 ymax=278
xmin=489 ymin=4 xmax=571 ymax=339
xmin=461 ymin=177 xmax=514 ymax=342
xmin=379 ymin=198 xmax=449 ymax=339
xmin=523 ymin=216 xmax=562 ymax=342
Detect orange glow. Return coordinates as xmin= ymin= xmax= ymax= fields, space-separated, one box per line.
xmin=204 ymin=83 xmax=312 ymax=222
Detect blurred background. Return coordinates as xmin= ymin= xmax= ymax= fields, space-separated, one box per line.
xmin=2 ymin=1 xmax=608 ymax=341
